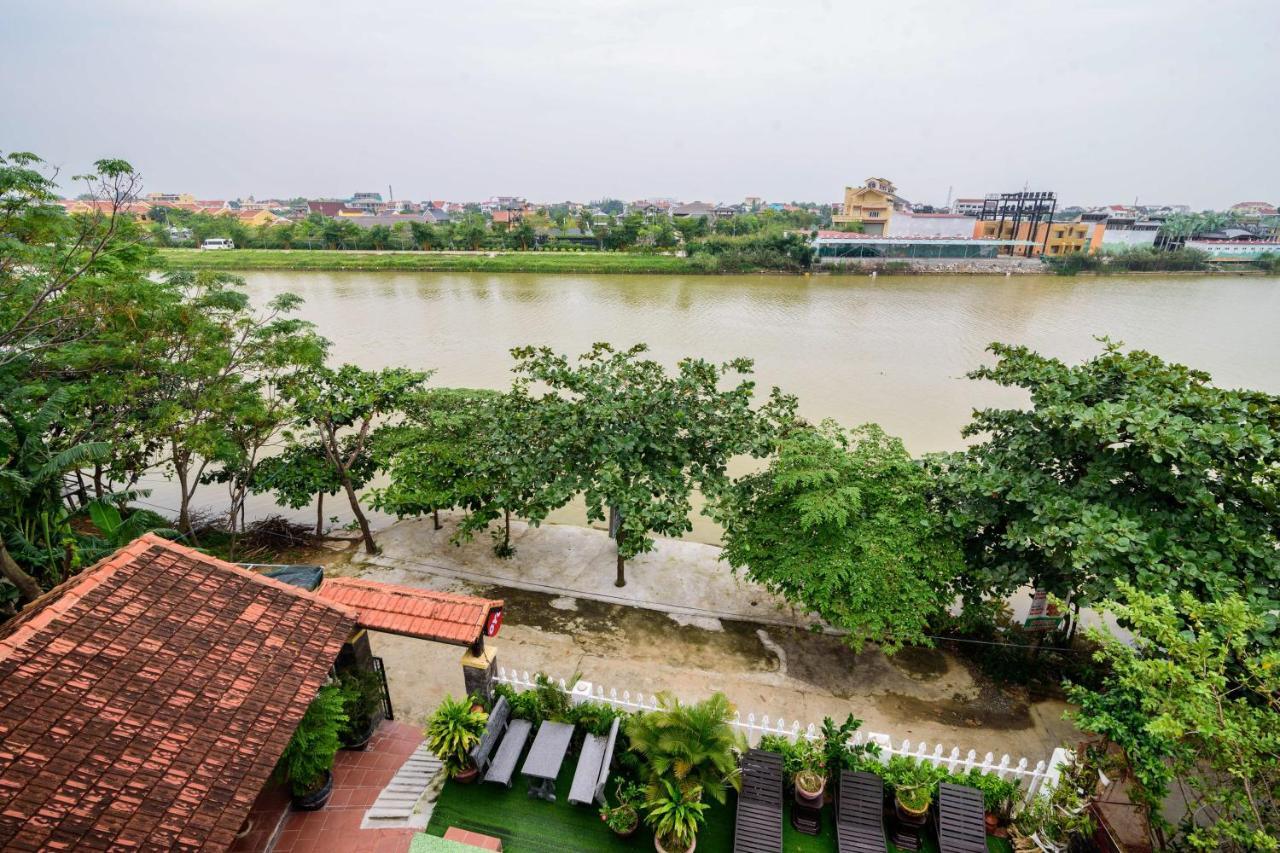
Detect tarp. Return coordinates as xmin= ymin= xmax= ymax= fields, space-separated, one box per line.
xmin=253 ymin=564 xmax=325 ymax=591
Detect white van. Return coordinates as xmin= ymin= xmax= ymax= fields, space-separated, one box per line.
xmin=200 ymin=238 xmax=235 ymax=250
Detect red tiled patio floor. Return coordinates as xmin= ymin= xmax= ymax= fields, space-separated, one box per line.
xmin=230 ymin=720 xmax=425 ymax=853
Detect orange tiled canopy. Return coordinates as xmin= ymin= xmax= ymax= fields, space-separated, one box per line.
xmin=316 ymin=577 xmax=503 ymax=645
xmin=0 ymin=534 xmax=357 ymax=851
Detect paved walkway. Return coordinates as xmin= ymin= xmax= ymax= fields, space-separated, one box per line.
xmin=259 ymin=721 xmax=425 ymax=853
xmin=358 ymin=513 xmax=816 ymax=629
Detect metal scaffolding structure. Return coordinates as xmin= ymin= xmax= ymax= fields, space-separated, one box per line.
xmin=979 ymin=192 xmax=1057 ymax=257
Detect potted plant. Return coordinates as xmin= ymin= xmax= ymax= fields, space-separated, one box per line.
xmin=598 ymin=778 xmax=645 ymax=838
xmin=787 ymin=738 xmax=827 ymax=804
xmin=962 ymin=769 xmax=1020 ymax=832
xmin=625 ymin=692 xmax=745 ymax=807
xmin=644 ymin=778 xmax=708 ymax=853
xmin=885 ymin=756 xmax=943 ymax=826
xmin=424 ymin=694 xmax=488 ymax=783
xmin=276 ymin=684 xmax=347 ymax=810
xmin=338 ymin=668 xmax=384 ymax=751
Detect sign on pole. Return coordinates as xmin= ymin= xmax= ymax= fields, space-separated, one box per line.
xmin=1023 ymin=590 xmax=1064 ymax=631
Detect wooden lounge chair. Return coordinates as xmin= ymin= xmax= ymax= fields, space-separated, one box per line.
xmin=568 ymin=717 xmax=620 ymax=806
xmin=836 ymin=769 xmax=888 ymax=853
xmin=733 ymin=748 xmax=783 ymax=853
xmin=937 ymin=782 xmax=987 ymax=853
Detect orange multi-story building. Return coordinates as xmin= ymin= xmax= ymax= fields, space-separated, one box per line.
xmin=973 ymin=218 xmax=1103 ymax=256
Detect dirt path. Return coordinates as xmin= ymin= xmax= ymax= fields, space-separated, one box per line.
xmin=324 ymin=515 xmax=1081 ymax=766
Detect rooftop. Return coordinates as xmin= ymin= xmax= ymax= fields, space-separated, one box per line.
xmin=0 ymin=534 xmax=356 ymax=851
xmin=316 ymin=577 xmax=503 ymax=646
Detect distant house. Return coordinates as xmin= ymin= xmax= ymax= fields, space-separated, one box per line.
xmin=831 ymin=177 xmax=912 ymax=236
xmin=232 ymin=209 xmax=287 ymax=227
xmin=347 ymin=192 xmax=383 ymax=213
xmin=951 ymin=198 xmax=986 ymax=216
xmin=307 ymin=200 xmax=365 ymax=218
xmin=1230 ymin=201 xmax=1277 ymax=216
xmin=423 ymin=205 xmax=451 ymax=224
xmin=670 ymin=201 xmax=716 ymax=219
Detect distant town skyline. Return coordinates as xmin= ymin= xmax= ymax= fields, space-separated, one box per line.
xmin=4 ymin=1 xmax=1277 ymax=210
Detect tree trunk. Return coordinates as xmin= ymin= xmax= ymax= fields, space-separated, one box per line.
xmin=341 ymin=474 xmax=378 ymax=554
xmin=503 ymin=509 xmax=511 ymax=551
xmin=432 ymin=508 xmax=440 ymax=531
xmin=315 ymin=492 xmax=324 ymax=537
xmin=0 ymin=541 xmax=42 ymax=604
xmin=614 ymin=527 xmax=626 ymax=587
xmin=92 ymin=464 xmax=105 ymax=500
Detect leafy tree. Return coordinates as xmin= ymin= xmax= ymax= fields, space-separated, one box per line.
xmin=929 ymin=341 xmax=1280 ymax=638
xmin=252 ymin=437 xmax=373 ymax=536
xmin=452 ymin=213 xmax=488 ymax=250
xmin=1068 ymin=585 xmax=1279 ymax=850
xmin=0 ymin=390 xmax=111 ymax=600
xmin=374 ymin=388 xmax=569 ymax=557
xmin=510 ymin=343 xmax=795 ymax=586
xmin=147 ymin=272 xmax=324 ymax=536
xmin=720 ymin=422 xmax=962 ymax=652
xmin=672 ymin=216 xmax=709 ymax=243
xmin=508 ymin=218 xmax=537 ymax=251
xmin=286 ymin=364 xmax=430 ymax=553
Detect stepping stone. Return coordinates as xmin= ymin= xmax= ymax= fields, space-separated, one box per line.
xmin=361 ymin=744 xmax=446 ymax=830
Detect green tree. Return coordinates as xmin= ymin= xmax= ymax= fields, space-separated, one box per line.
xmin=510 ymin=343 xmax=795 ymax=586
xmin=453 ymin=213 xmax=488 ymax=250
xmin=148 ymin=272 xmax=323 ymax=536
xmin=286 ymin=364 xmax=430 ymax=553
xmin=252 ymin=437 xmax=373 ymax=536
xmin=1068 ymin=585 xmax=1279 ymax=850
xmin=930 ymin=341 xmax=1280 ymax=636
xmin=374 ymin=388 xmax=569 ymax=557
xmin=720 ymin=422 xmax=962 ymax=652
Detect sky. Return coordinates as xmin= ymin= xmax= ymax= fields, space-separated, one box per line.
xmin=2 ymin=0 xmax=1277 ymax=210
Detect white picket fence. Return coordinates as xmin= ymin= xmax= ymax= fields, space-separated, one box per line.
xmin=494 ymin=666 xmax=1069 ymax=803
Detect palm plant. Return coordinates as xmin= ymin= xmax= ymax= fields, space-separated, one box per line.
xmin=644 ymin=777 xmax=707 ymax=853
xmin=424 ymin=694 xmax=488 ymax=776
xmin=1 ymin=389 xmax=111 ymax=599
xmin=625 ymin=692 xmax=745 ymax=805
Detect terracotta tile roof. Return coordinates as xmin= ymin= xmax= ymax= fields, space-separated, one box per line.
xmin=316 ymin=578 xmax=502 ymax=646
xmin=0 ymin=534 xmax=357 ymax=852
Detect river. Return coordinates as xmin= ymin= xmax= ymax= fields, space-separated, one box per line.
xmin=143 ymin=271 xmax=1280 ymax=543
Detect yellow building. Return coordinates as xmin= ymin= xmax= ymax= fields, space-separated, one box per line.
xmin=973 ymin=219 xmax=1100 ymax=256
xmin=832 ymin=177 xmax=908 ymax=236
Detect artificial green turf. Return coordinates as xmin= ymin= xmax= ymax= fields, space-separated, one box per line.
xmin=424 ymin=768 xmax=1013 ymax=853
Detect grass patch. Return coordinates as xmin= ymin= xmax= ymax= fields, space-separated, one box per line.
xmin=423 ymin=766 xmax=1012 ymax=853
xmin=157 ymin=248 xmax=698 ymax=275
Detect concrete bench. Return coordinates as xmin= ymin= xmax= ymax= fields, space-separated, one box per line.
xmin=469 ymin=696 xmax=511 ymax=777
xmin=483 ymin=719 xmax=533 ymax=788
xmin=567 ymin=717 xmax=619 ymax=806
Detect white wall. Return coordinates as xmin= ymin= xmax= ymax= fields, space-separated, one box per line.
xmin=1100 ymin=229 xmax=1157 ymax=250
xmin=886 ymin=213 xmax=975 ymax=238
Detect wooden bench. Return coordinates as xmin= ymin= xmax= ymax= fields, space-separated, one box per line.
xmin=836 ymin=769 xmax=888 ymax=853
xmin=568 ymin=717 xmax=619 ymax=806
xmin=937 ymin=782 xmax=987 ymax=853
xmin=733 ymin=748 xmax=783 ymax=853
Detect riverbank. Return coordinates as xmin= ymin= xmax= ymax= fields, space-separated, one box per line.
xmin=338 ymin=512 xmax=1080 ymax=759
xmin=158 ymin=247 xmax=695 ymax=274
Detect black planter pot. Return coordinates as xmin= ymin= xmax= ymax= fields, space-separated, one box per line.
xmin=292 ymin=771 xmax=334 ymax=811
xmin=341 ymin=720 xmax=376 ymax=752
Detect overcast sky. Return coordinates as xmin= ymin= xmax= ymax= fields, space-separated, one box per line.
xmin=3 ymin=0 xmax=1277 ymax=209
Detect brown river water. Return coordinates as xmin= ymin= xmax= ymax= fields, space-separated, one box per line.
xmin=141 ymin=271 xmax=1280 ymax=543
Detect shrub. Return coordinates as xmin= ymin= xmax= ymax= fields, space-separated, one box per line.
xmin=276 ymin=684 xmax=347 ymax=796
xmin=337 ymin=668 xmax=384 ymax=743
xmin=626 ymin=692 xmax=745 ymax=805
xmin=567 ymin=700 xmax=629 ymax=737
xmin=424 ymin=694 xmax=488 ymax=776
xmin=644 ymin=778 xmax=707 ymax=851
